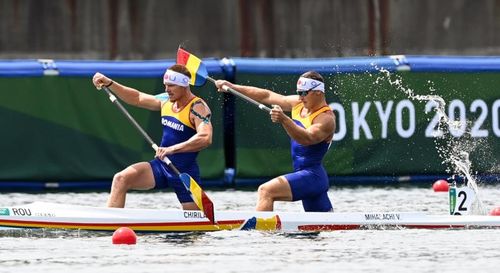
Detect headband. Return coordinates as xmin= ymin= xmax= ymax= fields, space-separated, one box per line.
xmin=163 ymin=69 xmax=190 ymax=87
xmin=296 ymin=77 xmax=325 ymax=92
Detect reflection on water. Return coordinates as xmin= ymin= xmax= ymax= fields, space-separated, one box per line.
xmin=160 ymin=232 xmax=206 ymax=245
xmin=279 ymin=231 xmax=321 ymax=240
xmin=0 ymin=228 xmax=110 ymax=239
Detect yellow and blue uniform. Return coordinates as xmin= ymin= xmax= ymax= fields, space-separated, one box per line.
xmin=284 ymin=103 xmax=333 ymax=212
xmin=149 ymin=97 xmax=202 ymax=203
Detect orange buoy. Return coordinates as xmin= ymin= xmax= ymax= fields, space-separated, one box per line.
xmin=112 ymin=227 xmax=137 ymax=245
xmin=432 ymin=179 xmax=449 ymax=192
xmin=489 ymin=207 xmax=500 ymax=216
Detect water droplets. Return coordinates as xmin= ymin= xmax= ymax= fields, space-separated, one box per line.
xmin=374 ymin=67 xmax=487 ymax=214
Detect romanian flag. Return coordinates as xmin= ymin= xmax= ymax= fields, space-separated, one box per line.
xmin=240 ymin=215 xmax=282 ymax=231
xmin=176 ymin=47 xmax=208 ymax=86
xmin=180 ymin=173 xmax=215 ymax=224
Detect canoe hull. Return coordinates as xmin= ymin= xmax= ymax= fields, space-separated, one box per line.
xmin=0 ymin=202 xmax=499 ymax=232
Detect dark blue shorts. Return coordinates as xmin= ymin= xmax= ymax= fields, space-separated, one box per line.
xmin=284 ymin=165 xmax=333 ymax=212
xmin=149 ymin=158 xmax=196 ymax=203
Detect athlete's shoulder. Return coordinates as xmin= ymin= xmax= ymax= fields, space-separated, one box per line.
xmin=312 ymin=110 xmax=335 ymax=130
xmin=191 ymin=98 xmax=211 ymax=112
xmin=318 ymin=106 xmax=333 ymax=116
xmin=189 ymin=97 xmax=212 ymax=125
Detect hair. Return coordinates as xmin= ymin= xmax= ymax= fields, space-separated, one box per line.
xmin=168 ymin=64 xmax=191 ymax=79
xmin=300 ymin=71 xmax=324 ymax=83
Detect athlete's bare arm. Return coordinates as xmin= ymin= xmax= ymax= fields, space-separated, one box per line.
xmin=92 ymin=72 xmax=161 ymax=111
xmin=214 ymin=80 xmax=300 ymax=111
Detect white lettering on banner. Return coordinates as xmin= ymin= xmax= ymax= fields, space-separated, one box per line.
xmin=448 ymin=99 xmax=467 ymax=137
xmin=425 ymin=100 xmax=444 ymax=138
xmin=330 ymin=103 xmax=347 ymax=141
xmin=395 ymin=100 xmax=415 ymax=138
xmin=493 ymin=100 xmax=500 ymax=137
xmin=161 ymin=118 xmax=185 ymax=131
xmin=327 ymin=98 xmax=500 ymax=141
xmin=374 ymin=101 xmax=393 ymax=139
xmin=470 ymin=100 xmax=488 ymax=137
xmin=352 ymin=102 xmax=373 ymax=140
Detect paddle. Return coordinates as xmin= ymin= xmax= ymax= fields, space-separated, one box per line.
xmin=100 ymin=86 xmax=215 ymax=224
xmin=177 ymin=47 xmax=272 ymax=112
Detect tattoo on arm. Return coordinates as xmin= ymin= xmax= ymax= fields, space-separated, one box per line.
xmin=190 ymin=100 xmax=211 ymax=124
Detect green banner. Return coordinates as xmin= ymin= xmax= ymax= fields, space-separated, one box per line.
xmin=234 ymin=72 xmax=500 ymax=178
xmin=1 ymin=66 xmax=499 ymax=184
xmin=0 ymin=76 xmax=224 ymax=182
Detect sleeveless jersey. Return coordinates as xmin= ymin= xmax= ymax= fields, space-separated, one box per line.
xmin=160 ymin=97 xmax=200 ymax=170
xmin=290 ymin=103 xmax=332 ymax=170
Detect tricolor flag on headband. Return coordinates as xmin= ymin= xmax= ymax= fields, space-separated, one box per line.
xmin=176 ymin=47 xmax=208 ymax=86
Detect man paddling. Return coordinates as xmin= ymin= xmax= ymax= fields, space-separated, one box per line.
xmin=215 ymin=71 xmax=335 ymax=212
xmin=92 ymin=64 xmax=213 ymax=210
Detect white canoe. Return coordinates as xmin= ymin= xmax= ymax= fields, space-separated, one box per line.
xmin=0 ymin=202 xmax=499 ymax=232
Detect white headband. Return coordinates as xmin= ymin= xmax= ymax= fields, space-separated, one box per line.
xmin=163 ymin=69 xmax=190 ymax=87
xmin=296 ymin=77 xmax=325 ymax=92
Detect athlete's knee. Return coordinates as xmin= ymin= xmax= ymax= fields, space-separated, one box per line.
xmin=257 ymin=183 xmax=274 ymax=200
xmin=112 ymin=171 xmax=132 ymax=190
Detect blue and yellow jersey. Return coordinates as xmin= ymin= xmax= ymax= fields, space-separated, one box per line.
xmin=160 ymin=97 xmax=200 ymax=170
xmin=290 ymin=103 xmax=332 ymax=170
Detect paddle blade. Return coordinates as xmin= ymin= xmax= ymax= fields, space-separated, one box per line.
xmin=179 ymin=173 xmax=215 ymax=224
xmin=176 ymin=47 xmax=208 ymax=86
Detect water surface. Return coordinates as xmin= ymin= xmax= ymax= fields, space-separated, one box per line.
xmin=0 ymin=186 xmax=499 ymax=273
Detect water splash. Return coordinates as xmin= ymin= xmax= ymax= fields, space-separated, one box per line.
xmin=374 ymin=67 xmax=487 ymax=214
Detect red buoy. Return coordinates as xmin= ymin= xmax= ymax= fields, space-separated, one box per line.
xmin=489 ymin=207 xmax=500 ymax=216
xmin=112 ymin=227 xmax=137 ymax=245
xmin=432 ymin=179 xmax=449 ymax=192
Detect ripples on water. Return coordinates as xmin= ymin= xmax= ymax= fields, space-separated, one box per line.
xmin=0 ymin=186 xmax=499 ymax=273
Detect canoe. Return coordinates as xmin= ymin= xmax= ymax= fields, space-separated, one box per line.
xmin=0 ymin=202 xmax=499 ymax=232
